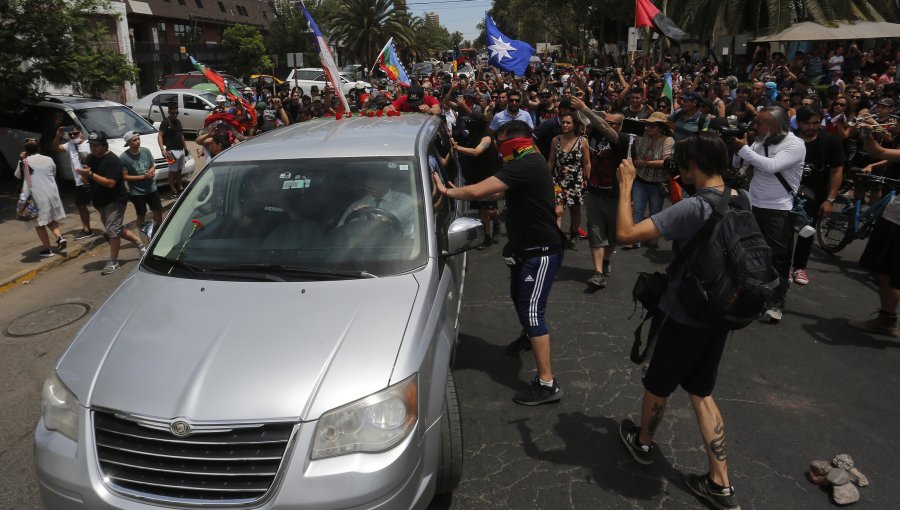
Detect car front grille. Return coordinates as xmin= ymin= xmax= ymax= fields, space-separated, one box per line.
xmin=154 ymin=158 xmax=169 ymax=171
xmin=93 ymin=411 xmax=296 ymax=506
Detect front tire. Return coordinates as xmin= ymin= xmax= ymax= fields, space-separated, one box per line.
xmin=435 ymin=372 xmax=463 ymax=494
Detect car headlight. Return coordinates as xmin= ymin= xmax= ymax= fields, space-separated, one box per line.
xmin=311 ymin=373 xmax=417 ymax=460
xmin=42 ymin=373 xmax=79 ymax=441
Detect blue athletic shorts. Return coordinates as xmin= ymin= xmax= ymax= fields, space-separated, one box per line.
xmin=509 ymin=251 xmax=563 ymax=337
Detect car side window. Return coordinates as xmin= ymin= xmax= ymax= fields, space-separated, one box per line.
xmin=314 ymin=74 xmax=327 ymax=82
xmin=428 ymin=139 xmax=454 ymax=260
xmin=152 ymin=93 xmax=178 ymax=107
xmin=184 ymin=76 xmax=205 ymax=88
xmin=184 ymin=94 xmax=208 ymax=111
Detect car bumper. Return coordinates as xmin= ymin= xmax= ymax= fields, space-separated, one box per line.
xmin=36 ymin=409 xmax=436 ymax=510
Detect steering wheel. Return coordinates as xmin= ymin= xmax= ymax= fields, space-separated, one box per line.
xmin=343 ymin=206 xmax=403 ymax=236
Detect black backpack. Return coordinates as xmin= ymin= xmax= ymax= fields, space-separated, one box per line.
xmin=671 ymin=187 xmax=779 ymax=331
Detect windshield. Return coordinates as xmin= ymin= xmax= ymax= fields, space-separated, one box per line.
xmin=222 ymin=74 xmax=249 ymax=90
xmin=74 ymin=106 xmax=156 ymax=138
xmin=145 ymin=157 xmax=427 ymax=279
xmin=198 ymin=92 xmax=218 ymax=104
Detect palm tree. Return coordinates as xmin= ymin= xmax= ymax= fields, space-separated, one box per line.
xmin=327 ymin=0 xmax=415 ymax=66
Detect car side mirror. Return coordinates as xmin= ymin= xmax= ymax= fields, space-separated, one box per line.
xmin=443 ymin=217 xmax=484 ymax=257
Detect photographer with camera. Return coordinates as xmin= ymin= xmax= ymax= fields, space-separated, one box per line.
xmin=732 ymin=107 xmax=806 ymax=323
xmin=791 ymin=106 xmax=845 ymax=285
xmin=615 ymin=134 xmax=749 ymax=510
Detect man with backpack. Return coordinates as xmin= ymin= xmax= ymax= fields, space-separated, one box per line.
xmin=614 ymin=133 xmax=778 ymax=510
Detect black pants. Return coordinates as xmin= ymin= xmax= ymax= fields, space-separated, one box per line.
xmin=792 ymin=197 xmax=822 ymax=270
xmin=753 ymin=207 xmax=793 ymax=309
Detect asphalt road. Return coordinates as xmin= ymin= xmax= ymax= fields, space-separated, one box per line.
xmin=1 ymin=223 xmax=898 ymax=509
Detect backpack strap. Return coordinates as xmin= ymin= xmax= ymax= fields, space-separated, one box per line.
xmin=669 ymin=186 xmax=731 ymax=271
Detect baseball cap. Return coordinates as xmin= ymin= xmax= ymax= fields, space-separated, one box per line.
xmin=243 ymin=87 xmax=253 ymax=93
xmin=216 ymin=95 xmax=226 ymax=103
xmin=406 ymin=86 xmax=425 ymax=107
xmin=122 ymin=130 xmax=140 ymax=143
xmin=877 ymin=98 xmax=895 ymax=107
xmin=87 ymin=132 xmax=107 ymax=145
xmin=680 ymin=91 xmax=702 ymax=102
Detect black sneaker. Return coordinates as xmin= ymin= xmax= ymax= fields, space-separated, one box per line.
xmin=587 ymin=272 xmax=607 ymax=289
xmin=56 ymin=237 xmax=67 ymax=253
xmin=619 ymin=419 xmax=654 ymax=465
xmin=685 ymin=473 xmax=741 ymax=510
xmin=476 ymin=237 xmax=492 ymax=251
xmin=566 ymin=234 xmax=578 ymax=251
xmin=74 ymin=230 xmax=94 ymax=240
xmin=38 ymin=249 xmax=56 ymax=258
xmin=504 ymin=332 xmax=531 ymax=356
xmin=513 ymin=375 xmax=562 ymax=406
xmin=602 ymin=260 xmax=612 ymax=276
xmin=170 ymin=192 xmax=180 ymax=200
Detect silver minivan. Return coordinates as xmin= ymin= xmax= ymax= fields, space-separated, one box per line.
xmin=35 ymin=115 xmax=483 ymax=509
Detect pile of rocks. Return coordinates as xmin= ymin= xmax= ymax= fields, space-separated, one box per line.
xmin=806 ymin=454 xmax=870 ymax=505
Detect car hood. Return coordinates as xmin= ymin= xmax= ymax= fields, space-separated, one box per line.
xmin=58 ymin=271 xmax=419 ymax=422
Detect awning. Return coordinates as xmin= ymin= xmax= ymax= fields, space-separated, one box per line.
xmin=753 ymin=21 xmax=900 ymax=42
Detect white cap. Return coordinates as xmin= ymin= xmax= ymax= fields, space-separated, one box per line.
xmin=122 ymin=130 xmax=140 ymax=142
xmin=216 ymin=95 xmax=226 ymax=103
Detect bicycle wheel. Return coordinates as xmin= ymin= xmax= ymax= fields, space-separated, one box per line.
xmin=816 ymin=195 xmax=853 ymax=253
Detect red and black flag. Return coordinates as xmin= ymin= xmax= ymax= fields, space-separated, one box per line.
xmin=635 ymin=0 xmax=686 ymax=41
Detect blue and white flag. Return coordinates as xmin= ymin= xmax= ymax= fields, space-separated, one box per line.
xmin=485 ymin=14 xmax=535 ymax=77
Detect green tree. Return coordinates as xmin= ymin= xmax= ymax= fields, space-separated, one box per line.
xmin=327 ymin=0 xmax=415 ymax=66
xmin=450 ymin=31 xmax=464 ymax=48
xmin=268 ymin=0 xmax=315 ymax=68
xmin=222 ymin=24 xmax=272 ymax=80
xmin=0 ymin=0 xmax=138 ymax=115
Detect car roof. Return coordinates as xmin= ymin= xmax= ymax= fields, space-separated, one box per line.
xmin=150 ymin=89 xmax=216 ymax=95
xmin=39 ymin=96 xmax=124 ymax=110
xmin=214 ymin=116 xmax=437 ymax=162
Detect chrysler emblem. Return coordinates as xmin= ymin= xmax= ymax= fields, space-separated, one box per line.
xmin=170 ymin=420 xmax=192 ymax=437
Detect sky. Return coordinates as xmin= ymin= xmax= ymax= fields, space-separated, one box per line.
xmin=405 ymin=0 xmax=492 ymax=44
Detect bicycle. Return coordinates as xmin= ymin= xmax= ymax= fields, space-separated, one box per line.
xmin=816 ymin=170 xmax=900 ymax=254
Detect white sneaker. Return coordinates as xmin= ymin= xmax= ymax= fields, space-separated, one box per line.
xmin=101 ymin=260 xmax=120 ymax=275
xmin=761 ymin=308 xmax=783 ymax=323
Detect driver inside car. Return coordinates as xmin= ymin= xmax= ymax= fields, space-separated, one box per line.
xmin=337 ymin=171 xmax=416 ymax=237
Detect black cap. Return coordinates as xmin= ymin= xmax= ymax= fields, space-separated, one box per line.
xmin=406 ymin=86 xmax=425 ymax=107
xmin=87 ymin=132 xmax=107 ymax=145
xmin=680 ymin=91 xmax=702 ymax=103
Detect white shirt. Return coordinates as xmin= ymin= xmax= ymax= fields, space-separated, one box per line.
xmin=734 ymin=132 xmax=806 ymax=211
xmin=63 ymin=139 xmax=90 ymax=186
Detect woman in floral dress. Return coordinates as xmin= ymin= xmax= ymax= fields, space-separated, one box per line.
xmin=547 ymin=112 xmax=591 ymax=249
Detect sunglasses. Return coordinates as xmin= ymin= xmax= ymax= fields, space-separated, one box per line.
xmin=69 ymin=132 xmax=81 ymax=137
xmin=508 ymin=98 xmax=521 ymax=103
xmin=834 ymin=103 xmax=847 ymax=106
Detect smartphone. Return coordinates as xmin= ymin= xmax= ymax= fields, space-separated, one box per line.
xmin=621 ymin=118 xmax=646 ymax=136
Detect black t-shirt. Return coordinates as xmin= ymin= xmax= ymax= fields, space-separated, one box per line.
xmin=494 ymin=153 xmax=561 ymax=249
xmin=86 ymin=151 xmax=129 ymax=208
xmin=458 ymin=136 xmax=500 ymax=184
xmin=800 ymin=130 xmax=844 ymax=199
xmin=587 ymin=131 xmax=629 ymax=192
xmin=159 ymin=117 xmax=185 ymax=150
xmin=533 ymin=117 xmax=562 ymax=161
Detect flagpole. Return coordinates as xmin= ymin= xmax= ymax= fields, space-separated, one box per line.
xmin=370 ymin=37 xmax=392 ymax=82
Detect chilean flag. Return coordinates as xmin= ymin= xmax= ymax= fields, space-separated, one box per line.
xmin=635 ymin=0 xmax=686 ymax=41
xmin=299 ymin=1 xmax=350 ymax=115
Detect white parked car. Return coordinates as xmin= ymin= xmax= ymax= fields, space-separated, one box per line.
xmin=0 ymin=96 xmax=194 ymax=184
xmin=128 ymin=89 xmax=217 ymax=134
xmin=284 ymin=67 xmax=371 ymax=101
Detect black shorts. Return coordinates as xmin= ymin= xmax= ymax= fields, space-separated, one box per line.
xmin=643 ymin=318 xmax=728 ymax=398
xmin=74 ymin=185 xmax=91 ymax=207
xmin=471 ymin=200 xmax=497 ymax=209
xmin=130 ymin=190 xmax=163 ymax=216
xmin=860 ymin=218 xmax=900 ymax=289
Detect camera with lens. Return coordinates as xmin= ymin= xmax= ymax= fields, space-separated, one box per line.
xmin=712 ymin=122 xmax=751 ymax=138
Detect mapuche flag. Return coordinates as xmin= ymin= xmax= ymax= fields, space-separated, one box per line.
xmin=635 ymin=0 xmax=686 ymax=41
xmin=189 ymin=55 xmax=256 ymax=125
xmin=375 ymin=37 xmax=411 ymax=86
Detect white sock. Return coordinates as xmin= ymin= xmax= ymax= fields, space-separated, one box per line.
xmin=539 ymin=377 xmax=554 ymax=387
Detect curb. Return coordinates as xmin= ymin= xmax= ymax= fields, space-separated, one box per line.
xmin=0 ymin=235 xmax=109 ymax=295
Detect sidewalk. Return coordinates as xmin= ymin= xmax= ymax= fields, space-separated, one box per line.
xmin=0 ymin=143 xmax=203 ymax=293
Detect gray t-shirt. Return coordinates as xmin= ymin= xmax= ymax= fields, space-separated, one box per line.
xmin=120 ymin=148 xmax=157 ymax=195
xmin=650 ymin=187 xmax=745 ymax=328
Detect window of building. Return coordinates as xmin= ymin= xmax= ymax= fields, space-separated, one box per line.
xmin=236 ymin=5 xmax=248 ymax=16
xmin=217 ymin=1 xmax=225 ymax=12
xmin=173 ymin=23 xmax=201 ymax=43
xmin=262 ymin=10 xmax=267 ymax=20
xmin=195 ymin=0 xmax=204 ymax=7
xmin=177 ymin=0 xmax=186 ymax=5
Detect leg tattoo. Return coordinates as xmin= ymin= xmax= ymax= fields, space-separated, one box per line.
xmin=709 ymin=415 xmax=727 ymax=462
xmin=647 ymin=402 xmax=666 ymax=435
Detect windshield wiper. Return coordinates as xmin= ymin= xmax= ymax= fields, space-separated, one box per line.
xmin=147 ymin=254 xmax=206 ymax=278
xmin=207 ymin=264 xmax=376 ymax=280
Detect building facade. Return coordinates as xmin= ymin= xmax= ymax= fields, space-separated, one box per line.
xmin=123 ymin=0 xmax=274 ymax=96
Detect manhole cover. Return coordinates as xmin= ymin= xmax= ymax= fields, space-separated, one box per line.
xmin=6 ymin=303 xmax=91 ymax=337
